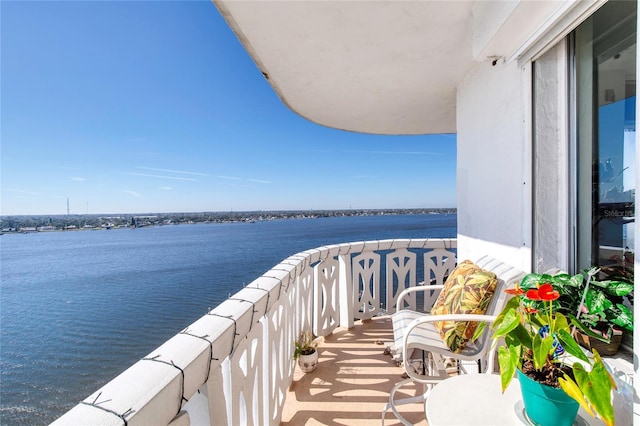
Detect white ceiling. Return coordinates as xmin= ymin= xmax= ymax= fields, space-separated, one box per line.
xmin=215 ymin=1 xmax=475 ymax=135
xmin=213 ymin=1 xmax=582 ymax=135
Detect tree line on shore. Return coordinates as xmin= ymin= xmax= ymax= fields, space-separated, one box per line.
xmin=1 ymin=208 xmax=456 ymax=232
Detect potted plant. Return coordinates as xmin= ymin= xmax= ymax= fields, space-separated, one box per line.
xmin=294 ymin=330 xmax=318 ymax=373
xmin=570 ymin=268 xmax=632 ymax=355
xmin=522 ymin=268 xmax=633 ymax=355
xmin=491 ymin=276 xmax=616 ymax=426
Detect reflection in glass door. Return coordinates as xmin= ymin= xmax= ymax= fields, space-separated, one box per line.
xmin=575 ymin=0 xmax=636 ymax=278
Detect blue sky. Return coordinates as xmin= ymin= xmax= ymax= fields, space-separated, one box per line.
xmin=1 ymin=1 xmax=456 ymax=216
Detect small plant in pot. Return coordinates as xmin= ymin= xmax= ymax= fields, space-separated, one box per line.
xmin=491 ymin=276 xmax=616 ymax=426
xmin=294 ymin=330 xmax=318 ymax=373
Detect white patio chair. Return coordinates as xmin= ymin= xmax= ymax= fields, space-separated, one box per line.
xmin=382 ymin=256 xmax=524 ymax=426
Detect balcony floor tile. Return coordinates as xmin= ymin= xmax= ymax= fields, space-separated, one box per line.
xmin=281 ymin=316 xmax=428 ymax=425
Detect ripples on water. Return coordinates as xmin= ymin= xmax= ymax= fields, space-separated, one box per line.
xmin=0 ymin=214 xmax=456 ymax=425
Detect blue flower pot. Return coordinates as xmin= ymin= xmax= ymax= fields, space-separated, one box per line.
xmin=517 ymin=369 xmax=579 ymax=426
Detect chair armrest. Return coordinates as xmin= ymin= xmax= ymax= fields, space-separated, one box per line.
xmin=404 ymin=314 xmax=498 ymax=341
xmin=406 ymin=314 xmax=497 ymax=327
xmin=396 ymin=285 xmax=445 ymax=312
xmin=402 ymin=314 xmax=498 ymax=371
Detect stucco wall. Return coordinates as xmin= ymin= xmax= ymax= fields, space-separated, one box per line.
xmin=456 ymin=59 xmax=531 ymax=271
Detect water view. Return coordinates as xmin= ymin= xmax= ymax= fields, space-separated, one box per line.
xmin=0 ymin=213 xmax=456 ymax=425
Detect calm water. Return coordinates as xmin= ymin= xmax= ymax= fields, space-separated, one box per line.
xmin=0 ymin=214 xmax=456 ymax=425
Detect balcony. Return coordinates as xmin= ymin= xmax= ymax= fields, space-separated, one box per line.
xmin=52 ymin=238 xmax=455 ymax=425
xmin=51 ymin=237 xmax=633 ymax=425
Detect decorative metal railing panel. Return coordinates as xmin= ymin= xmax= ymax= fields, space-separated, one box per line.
xmin=313 ymin=255 xmax=340 ymax=337
xmin=386 ymin=248 xmax=417 ymax=311
xmin=422 ymin=248 xmax=457 ymax=310
xmin=352 ymin=251 xmax=381 ymax=320
xmin=51 ymin=238 xmax=456 ymax=426
xmin=230 ymin=321 xmax=263 ymax=426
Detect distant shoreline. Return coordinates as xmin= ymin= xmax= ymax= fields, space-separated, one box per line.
xmin=1 ymin=208 xmax=456 ymax=234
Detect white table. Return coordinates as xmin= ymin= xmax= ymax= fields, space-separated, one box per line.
xmin=425 ymin=374 xmax=600 ymax=426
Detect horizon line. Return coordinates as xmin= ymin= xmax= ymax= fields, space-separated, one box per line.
xmin=0 ymin=207 xmax=457 ymax=218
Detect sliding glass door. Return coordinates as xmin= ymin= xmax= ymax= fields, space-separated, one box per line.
xmin=575 ymin=0 xmax=636 ymax=278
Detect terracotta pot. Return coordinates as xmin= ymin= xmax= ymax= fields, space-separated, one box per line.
xmin=298 ymin=350 xmax=318 ymax=373
xmin=517 ymin=369 xmax=579 ymax=426
xmin=575 ymin=328 xmax=623 ymax=356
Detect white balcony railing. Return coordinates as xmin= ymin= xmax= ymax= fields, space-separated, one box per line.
xmin=52 ymin=238 xmax=456 ymax=426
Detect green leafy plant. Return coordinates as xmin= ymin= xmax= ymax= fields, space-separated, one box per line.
xmin=521 ymin=268 xmax=633 ymax=343
xmin=572 ymin=267 xmax=632 ymax=341
xmin=491 ymin=276 xmax=616 ymax=426
xmin=293 ymin=330 xmax=317 ymax=360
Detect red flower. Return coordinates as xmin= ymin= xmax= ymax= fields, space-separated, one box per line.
xmin=505 ymin=286 xmax=525 ymax=296
xmin=524 ymin=283 xmax=560 ymax=302
xmin=525 ymin=289 xmax=541 ymax=300
xmin=538 ymin=283 xmax=560 ymax=301
xmin=524 ymin=307 xmax=538 ymax=314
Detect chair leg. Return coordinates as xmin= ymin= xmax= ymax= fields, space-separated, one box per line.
xmin=382 ymin=377 xmax=432 ymax=426
xmin=383 ymin=352 xmax=460 ymax=424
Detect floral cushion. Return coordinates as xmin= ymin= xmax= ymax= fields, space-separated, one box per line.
xmin=430 ymin=260 xmax=498 ymax=353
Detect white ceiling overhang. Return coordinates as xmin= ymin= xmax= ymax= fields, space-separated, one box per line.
xmin=213 ymin=1 xmax=591 ymax=135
